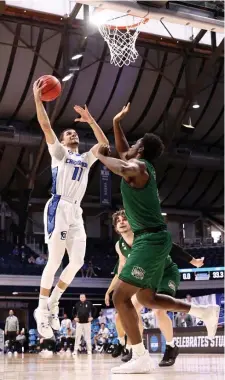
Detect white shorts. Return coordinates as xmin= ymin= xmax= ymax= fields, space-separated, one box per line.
xmin=44 ymin=195 xmax=86 ymax=245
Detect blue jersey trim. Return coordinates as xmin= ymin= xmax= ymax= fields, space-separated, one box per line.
xmin=51 ymin=167 xmax=58 ymax=194
xmin=47 ymin=195 xmax=61 ymax=237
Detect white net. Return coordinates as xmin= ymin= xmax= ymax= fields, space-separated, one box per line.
xmin=98 ymin=21 xmax=144 ymax=67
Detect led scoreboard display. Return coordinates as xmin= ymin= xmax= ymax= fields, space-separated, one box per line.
xmin=179 ymin=267 xmax=225 ymax=281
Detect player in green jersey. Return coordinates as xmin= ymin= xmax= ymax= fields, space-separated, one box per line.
xmin=94 ymin=103 xmax=219 ymax=374
xmin=106 ymin=210 xmax=144 ymax=360
xmin=106 ymin=209 xmax=205 ymax=366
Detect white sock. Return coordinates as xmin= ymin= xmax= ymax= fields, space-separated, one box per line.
xmin=126 ymin=344 xmax=132 ymax=350
xmin=119 ymin=337 xmax=125 ymax=346
xmin=188 ymin=304 xmax=207 ymax=319
xmin=48 ymin=286 xmax=64 ymax=309
xmin=166 ymin=339 xmax=175 ymax=348
xmin=38 ymin=295 xmax=48 ymax=310
xmin=132 ymin=342 xmax=145 ymax=357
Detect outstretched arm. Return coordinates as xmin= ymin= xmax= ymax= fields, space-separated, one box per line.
xmin=33 ymin=80 xmax=65 ymax=160
xmin=96 ymin=145 xmax=146 ymax=178
xmin=74 ymin=105 xmax=109 ymax=145
xmin=33 ymin=80 xmax=57 ymax=145
xmin=113 ymin=103 xmax=130 ymax=160
xmin=171 ymin=243 xmax=204 ymax=268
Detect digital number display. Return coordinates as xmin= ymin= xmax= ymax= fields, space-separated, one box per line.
xmin=212 ymin=271 xmax=224 ymax=279
xmin=182 ymin=273 xmax=191 ymax=280
xmin=180 ymin=269 xmax=224 ymax=281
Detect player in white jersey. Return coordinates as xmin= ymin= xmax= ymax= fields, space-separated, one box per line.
xmin=33 ymin=79 xmax=109 ymax=339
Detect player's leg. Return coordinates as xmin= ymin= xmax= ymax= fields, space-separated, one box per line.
xmin=83 ymin=323 xmax=92 ymax=354
xmin=48 ymin=207 xmax=86 ymax=329
xmin=113 ymin=231 xmax=171 ymax=353
xmin=132 ymin=294 xmax=144 ymax=339
xmin=121 ymin=294 xmax=144 ymax=363
xmin=122 ymin=294 xmax=143 ymax=363
xmin=112 ymin=280 xmax=153 ymax=373
xmin=133 ymin=232 xmax=219 ymax=339
xmin=35 ymin=238 xmax=66 ymax=337
xmin=111 ymin=232 xmax=170 ymax=373
xmin=155 ymin=309 xmax=173 ymax=344
xmin=35 ymin=198 xmax=67 ymax=338
xmin=112 ymin=313 xmax=127 ymax=358
xmin=136 ymin=289 xmax=219 ymax=339
xmin=155 ymin=264 xmax=180 ymax=366
xmin=112 ymin=231 xmax=219 ymax=374
xmin=74 ymin=323 xmax=82 ymax=354
xmin=61 ymin=206 xmax=86 ymax=285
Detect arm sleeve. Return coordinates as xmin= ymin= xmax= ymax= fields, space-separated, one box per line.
xmin=16 ymin=318 xmax=19 ymax=331
xmin=87 ymin=149 xmax=98 ymax=167
xmin=47 ymin=138 xmax=66 ymax=161
xmin=5 ymin=318 xmax=8 ymax=331
xmin=170 ymin=243 xmax=193 ymax=263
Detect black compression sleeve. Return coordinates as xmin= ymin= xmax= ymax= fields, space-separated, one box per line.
xmin=170 ymin=242 xmax=193 ymax=263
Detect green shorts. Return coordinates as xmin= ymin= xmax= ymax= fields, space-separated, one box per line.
xmin=157 ymin=263 xmax=180 ymax=296
xmin=119 ymin=230 xmax=172 ymax=290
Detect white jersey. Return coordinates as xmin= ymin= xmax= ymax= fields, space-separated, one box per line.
xmin=47 ymin=138 xmax=97 ymax=203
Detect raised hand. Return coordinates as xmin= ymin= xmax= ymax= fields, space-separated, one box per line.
xmin=74 ymin=104 xmax=94 ymax=124
xmin=191 ymin=257 xmax=205 ymax=268
xmin=33 ymin=79 xmax=46 ymax=101
xmin=113 ymin=102 xmax=130 ymax=122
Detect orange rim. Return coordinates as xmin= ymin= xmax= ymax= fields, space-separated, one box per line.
xmin=99 ymin=17 xmax=149 ymax=31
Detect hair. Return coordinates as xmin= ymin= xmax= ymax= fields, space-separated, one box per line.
xmin=112 ymin=209 xmax=126 ymax=229
xmin=59 ymin=129 xmax=76 ymax=142
xmin=142 ymin=133 xmax=165 ymax=163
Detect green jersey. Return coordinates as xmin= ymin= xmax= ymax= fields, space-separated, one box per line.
xmin=120 ymin=159 xmax=166 ymax=233
xmin=119 ymin=237 xmax=131 ymax=258
xmin=113 ymin=237 xmax=131 ymax=275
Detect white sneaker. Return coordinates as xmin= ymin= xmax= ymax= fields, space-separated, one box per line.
xmin=34 ymin=308 xmax=53 ymax=339
xmin=201 ymin=305 xmax=220 ymax=339
xmin=7 ymin=351 xmax=12 ymax=357
xmin=111 ymin=350 xmax=154 ymax=374
xmin=49 ymin=302 xmax=60 ymax=331
xmin=14 ymin=351 xmax=18 ymax=357
xmin=87 ymin=351 xmax=92 ymax=355
xmin=72 ymin=350 xmax=78 ymax=356
xmin=39 ymin=349 xmax=53 ymax=359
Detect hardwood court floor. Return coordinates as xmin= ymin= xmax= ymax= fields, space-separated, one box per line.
xmin=0 ymin=353 xmax=223 ymax=380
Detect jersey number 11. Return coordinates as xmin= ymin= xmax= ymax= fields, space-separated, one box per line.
xmin=72 ymin=166 xmax=83 ymax=181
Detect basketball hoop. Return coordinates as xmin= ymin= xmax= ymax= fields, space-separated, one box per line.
xmin=97 ymin=14 xmax=149 ymax=67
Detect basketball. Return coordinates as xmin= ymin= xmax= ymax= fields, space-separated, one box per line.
xmin=38 ymin=75 xmax=61 ymax=102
